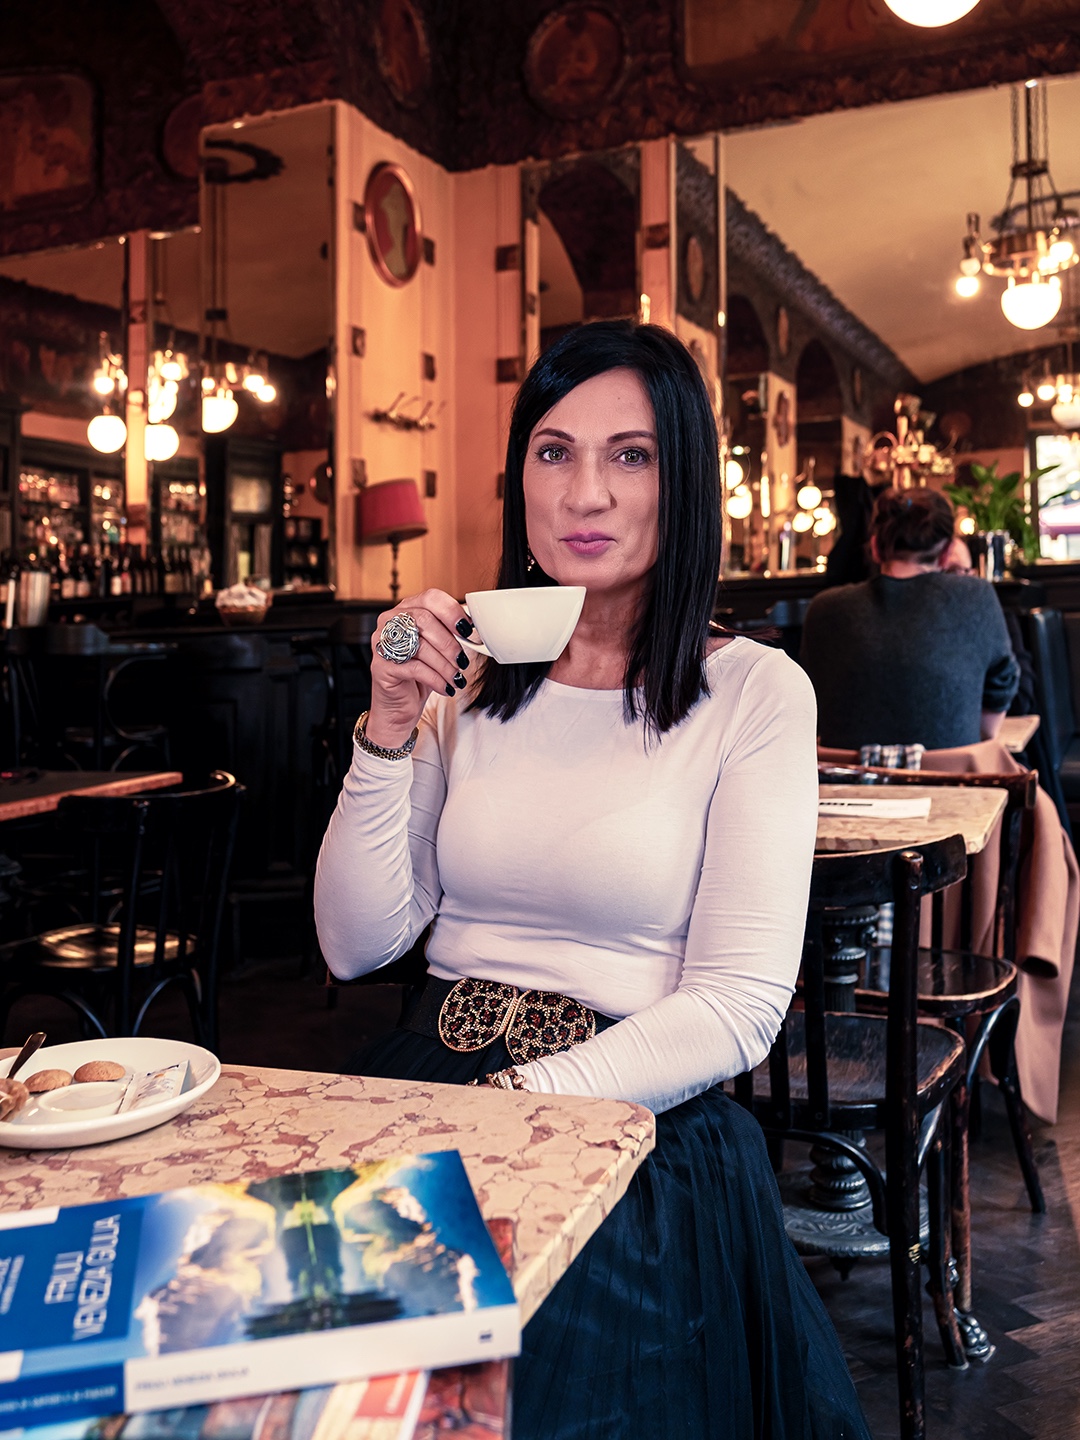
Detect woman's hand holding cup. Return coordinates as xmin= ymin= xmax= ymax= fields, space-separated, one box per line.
xmin=367 ymin=589 xmax=473 ymax=748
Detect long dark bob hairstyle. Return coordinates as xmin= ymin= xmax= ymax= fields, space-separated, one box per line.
xmin=470 ymin=320 xmax=721 ymax=738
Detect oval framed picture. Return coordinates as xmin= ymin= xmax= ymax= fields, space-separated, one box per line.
xmin=364 ymin=162 xmax=422 ymax=287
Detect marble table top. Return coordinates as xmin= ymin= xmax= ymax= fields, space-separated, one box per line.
xmin=0 ymin=1064 xmax=655 ymax=1327
xmin=1000 ymin=713 xmax=1040 ymax=753
xmin=817 ymin=782 xmax=1007 ymax=856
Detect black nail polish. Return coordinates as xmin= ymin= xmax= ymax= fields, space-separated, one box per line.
xmin=445 ymin=683 xmax=455 ymax=696
xmin=455 ymin=617 xmax=474 ymax=639
xmin=456 ymin=649 xmax=469 ymax=668
xmin=453 ymin=672 xmax=467 ymax=689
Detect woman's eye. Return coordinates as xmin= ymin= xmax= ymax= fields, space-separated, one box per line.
xmin=619 ymin=448 xmax=651 ymax=465
xmin=537 ymin=445 xmax=566 ymax=462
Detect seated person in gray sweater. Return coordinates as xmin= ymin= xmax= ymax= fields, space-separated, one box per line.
xmin=800 ymin=487 xmax=1020 ymax=751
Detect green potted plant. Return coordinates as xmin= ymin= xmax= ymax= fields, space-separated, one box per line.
xmin=944 ymin=460 xmax=1053 ymax=568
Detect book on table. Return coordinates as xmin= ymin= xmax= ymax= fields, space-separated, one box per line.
xmin=0 ymin=1152 xmax=519 ymax=1427
xmin=0 ymin=1372 xmax=430 ymax=1440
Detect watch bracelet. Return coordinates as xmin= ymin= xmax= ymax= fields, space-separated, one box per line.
xmin=354 ymin=710 xmax=419 ymax=760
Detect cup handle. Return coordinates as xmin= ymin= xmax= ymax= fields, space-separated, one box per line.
xmin=459 ymin=606 xmax=492 ymax=658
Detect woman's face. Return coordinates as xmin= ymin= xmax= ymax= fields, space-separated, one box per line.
xmin=522 ymin=367 xmax=660 ymax=603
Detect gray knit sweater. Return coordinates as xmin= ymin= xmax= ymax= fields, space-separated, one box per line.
xmin=800 ymin=572 xmax=1020 ymax=751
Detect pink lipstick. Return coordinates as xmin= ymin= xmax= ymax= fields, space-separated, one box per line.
xmin=561 ymin=531 xmax=614 ymax=556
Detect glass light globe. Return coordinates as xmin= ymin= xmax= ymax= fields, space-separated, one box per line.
xmin=812 ymin=513 xmax=836 ymax=537
xmin=726 ymin=485 xmax=753 ymax=520
xmin=147 ymin=377 xmax=178 ymax=424
xmin=243 ymin=371 xmax=265 ymax=393
xmin=1037 ymin=379 xmax=1057 ymax=401
xmin=1048 ymin=237 xmax=1076 ymax=268
xmin=87 ymin=413 xmax=127 ymax=454
xmin=724 ymin=458 xmax=745 ymax=489
xmin=959 ymin=256 xmax=981 ymax=277
xmin=1018 ymin=389 xmax=1035 ymax=407
xmin=201 ymin=375 xmax=216 ymax=394
xmin=958 ymin=515 xmax=977 ymax=535
xmin=202 ymin=387 xmax=238 ymax=433
xmin=884 ymin=0 xmax=980 ymax=23
xmin=256 ymin=383 xmax=277 ymax=404
xmin=144 ymin=423 xmax=180 ymax=462
xmin=1001 ymin=274 xmax=1062 ymax=330
xmin=792 ymin=511 xmax=814 ymax=533
xmin=159 ymin=351 xmax=184 ymax=382
xmin=92 ymin=371 xmax=115 ymax=396
xmin=1052 ymin=398 xmax=1080 ymax=429
xmin=797 ymin=483 xmax=822 ymax=510
xmin=955 ymin=274 xmax=980 ymax=298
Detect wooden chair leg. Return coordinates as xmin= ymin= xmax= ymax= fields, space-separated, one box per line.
xmin=886 ymin=1128 xmax=926 ymax=1440
xmin=988 ymin=1007 xmax=1046 ymax=1214
xmin=925 ymin=1128 xmax=967 ymax=1370
xmin=950 ymin=1079 xmax=973 ymax=1315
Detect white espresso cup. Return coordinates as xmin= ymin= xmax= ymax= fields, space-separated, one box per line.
xmin=463 ymin=586 xmax=586 ymax=664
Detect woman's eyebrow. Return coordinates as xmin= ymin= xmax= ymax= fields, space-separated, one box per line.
xmin=534 ymin=427 xmax=575 ymax=442
xmin=609 ymin=430 xmax=656 ymax=443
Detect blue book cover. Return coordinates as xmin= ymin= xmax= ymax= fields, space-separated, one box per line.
xmin=0 ymin=1153 xmax=518 ymax=1428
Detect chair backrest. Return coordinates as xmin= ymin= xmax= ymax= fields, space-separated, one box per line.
xmin=57 ymin=772 xmax=244 ymax=1032
xmin=1023 ymin=608 xmax=1075 ymax=768
xmin=746 ymin=834 xmax=967 ymax=1134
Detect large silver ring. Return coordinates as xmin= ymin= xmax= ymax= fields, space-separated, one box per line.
xmin=376 ymin=611 xmax=421 ymax=664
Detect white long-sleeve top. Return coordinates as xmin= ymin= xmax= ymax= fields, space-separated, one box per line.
xmin=314 ymin=636 xmax=819 ymax=1114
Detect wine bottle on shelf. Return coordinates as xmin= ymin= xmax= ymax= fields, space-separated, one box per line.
xmin=109 ymin=543 xmax=123 ymax=598
xmin=75 ymin=545 xmax=92 ymax=600
xmin=59 ymin=547 xmax=76 ymax=601
xmin=119 ymin=543 xmax=133 ymax=596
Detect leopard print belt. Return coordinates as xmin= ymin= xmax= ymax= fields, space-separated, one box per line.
xmin=403 ymin=974 xmax=613 ymax=1065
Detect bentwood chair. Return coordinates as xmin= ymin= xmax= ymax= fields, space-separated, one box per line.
xmin=0 ymin=772 xmax=243 ymax=1053
xmin=735 ymin=835 xmax=969 ymax=1440
xmin=820 ymin=763 xmax=1044 ymax=1363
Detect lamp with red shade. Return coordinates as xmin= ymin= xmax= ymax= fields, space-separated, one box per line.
xmin=356 ymin=478 xmax=428 ymax=602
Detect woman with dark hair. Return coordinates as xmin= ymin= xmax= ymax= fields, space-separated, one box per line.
xmin=801 ymin=486 xmax=1019 ymax=750
xmin=315 ymin=322 xmax=870 ymax=1438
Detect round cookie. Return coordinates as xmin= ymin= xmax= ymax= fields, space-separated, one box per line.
xmin=26 ymin=1068 xmax=72 ymax=1093
xmin=74 ymin=1061 xmax=126 ymax=1083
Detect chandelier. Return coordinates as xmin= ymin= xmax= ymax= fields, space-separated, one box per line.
xmin=955 ymin=81 xmax=1079 ymax=330
xmin=862 ymin=395 xmax=956 ymax=489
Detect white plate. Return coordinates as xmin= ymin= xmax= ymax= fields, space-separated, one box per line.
xmin=0 ymin=1037 xmax=220 ymax=1149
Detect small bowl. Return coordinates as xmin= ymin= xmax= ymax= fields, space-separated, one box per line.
xmin=36 ymin=1080 xmax=128 ymax=1122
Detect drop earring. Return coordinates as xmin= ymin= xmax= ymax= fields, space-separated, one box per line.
xmin=526 ymin=548 xmax=537 ymax=574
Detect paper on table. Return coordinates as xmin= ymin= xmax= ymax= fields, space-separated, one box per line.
xmin=818 ymin=795 xmax=932 ymax=820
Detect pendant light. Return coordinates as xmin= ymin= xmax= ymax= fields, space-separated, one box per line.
xmin=145 ymin=422 xmax=180 ymax=461
xmin=885 ymin=0 xmax=980 ymax=24
xmin=87 ymin=411 xmax=127 ymax=454
xmin=726 ymin=485 xmax=753 ymax=520
xmin=955 ymin=82 xmax=1079 ymax=330
xmin=1001 ymin=274 xmax=1062 ymax=330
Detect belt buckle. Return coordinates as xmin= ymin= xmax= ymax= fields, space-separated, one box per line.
xmin=437 ymin=977 xmax=519 ymax=1053
xmin=506 ymin=989 xmax=596 ymax=1065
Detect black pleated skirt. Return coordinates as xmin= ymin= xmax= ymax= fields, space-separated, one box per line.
xmin=349 ymin=1026 xmax=871 ymax=1440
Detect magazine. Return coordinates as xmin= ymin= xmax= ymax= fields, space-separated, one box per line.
xmin=0 ymin=1153 xmax=518 ymax=1427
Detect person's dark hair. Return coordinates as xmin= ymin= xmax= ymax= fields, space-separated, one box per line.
xmin=470 ymin=320 xmax=721 ymax=738
xmin=871 ymin=487 xmax=954 ymax=563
